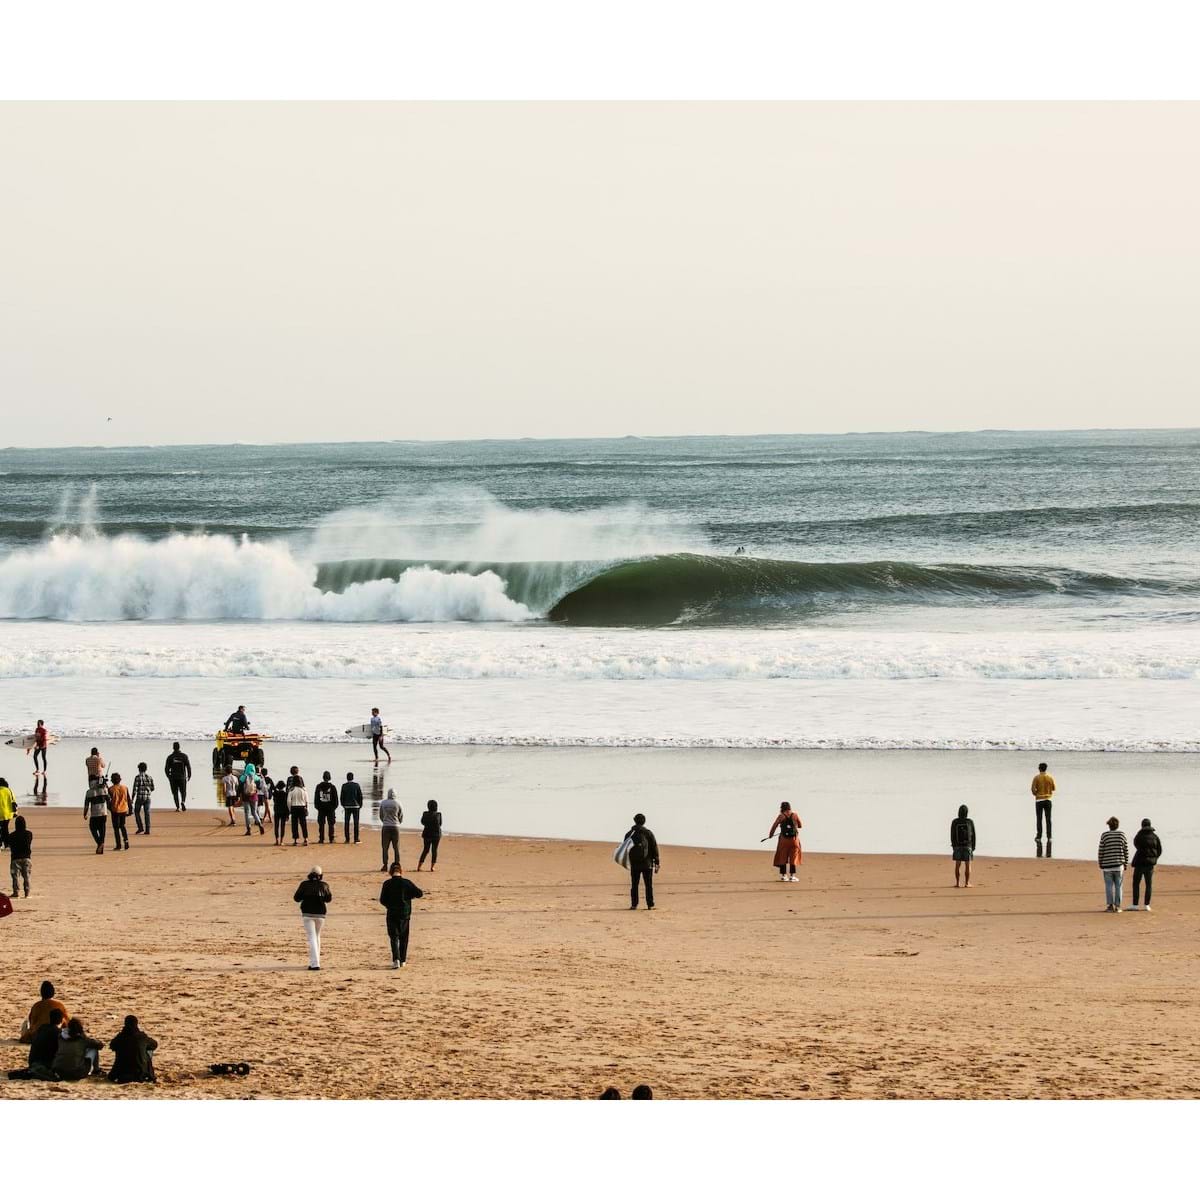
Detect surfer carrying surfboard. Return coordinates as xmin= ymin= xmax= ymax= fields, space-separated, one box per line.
xmin=370 ymin=708 xmax=392 ymax=764
xmin=32 ymin=721 xmax=49 ymax=775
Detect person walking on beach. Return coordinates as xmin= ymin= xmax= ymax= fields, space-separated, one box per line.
xmin=32 ymin=721 xmax=49 ymax=775
xmin=340 ymin=771 xmax=363 ymax=843
xmin=287 ymin=768 xmax=310 ymax=846
xmin=767 ymin=801 xmax=801 ymax=882
xmin=108 ymin=772 xmax=131 ymax=851
xmin=53 ymin=1018 xmax=103 ymax=1081
xmin=221 ymin=765 xmax=240 ymax=825
xmin=418 ymin=799 xmax=442 ymax=871
xmin=1031 ymin=762 xmax=1055 ymax=842
xmin=241 ymin=763 xmax=265 ymax=836
xmin=1098 ymin=816 xmax=1129 ymax=912
xmin=84 ymin=775 xmax=110 ymax=854
xmin=8 ymin=815 xmax=32 ymax=899
xmin=379 ymin=862 xmax=423 ymax=968
xmin=0 ymin=777 xmax=16 ymax=849
xmin=626 ymin=813 xmax=660 ymax=910
xmin=164 ymin=742 xmax=192 ymax=811
xmin=370 ymin=708 xmax=392 ymax=764
xmin=108 ymin=1015 xmax=158 ymax=1083
xmin=294 ymin=866 xmax=331 ymax=970
xmin=224 ymin=705 xmax=251 ymax=734
xmin=271 ymin=774 xmax=290 ymax=845
xmin=1129 ymin=818 xmax=1163 ymax=912
xmin=131 ymin=762 xmax=155 ymax=835
xmin=379 ymin=787 xmax=402 ymax=872
xmin=950 ymin=803 xmax=976 ymax=888
xmin=314 ymin=771 xmax=339 ymax=844
xmin=84 ymin=747 xmax=106 ymax=783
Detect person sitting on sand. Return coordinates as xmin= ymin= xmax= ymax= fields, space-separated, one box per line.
xmin=108 ymin=1015 xmax=158 ymax=1083
xmin=950 ymin=804 xmax=976 ymax=887
xmin=294 ymin=866 xmax=332 ymax=970
xmin=53 ymin=1017 xmax=103 ymax=1081
xmin=1130 ymin=818 xmax=1163 ymax=912
xmin=14 ymin=1007 xmax=66 ymax=1080
xmin=287 ymin=769 xmax=310 ymax=846
xmin=418 ymin=799 xmax=442 ymax=871
xmin=20 ymin=981 xmax=69 ymax=1043
xmin=768 ymin=801 xmax=801 ymax=882
xmin=1098 ymin=816 xmax=1129 ymax=913
xmin=108 ymin=772 xmax=131 ymax=851
xmin=626 ymin=813 xmax=660 ymax=911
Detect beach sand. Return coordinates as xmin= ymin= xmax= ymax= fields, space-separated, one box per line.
xmin=2 ymin=808 xmax=1199 ymax=1100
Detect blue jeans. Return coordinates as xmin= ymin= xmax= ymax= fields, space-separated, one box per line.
xmin=1103 ymin=868 xmax=1125 ymax=908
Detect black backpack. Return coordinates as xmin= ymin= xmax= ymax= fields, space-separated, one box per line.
xmin=629 ymin=826 xmax=649 ymax=858
xmin=779 ymin=815 xmax=797 ymax=838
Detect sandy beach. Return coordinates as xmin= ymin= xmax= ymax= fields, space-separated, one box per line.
xmin=3 ymin=806 xmax=1198 ymax=1100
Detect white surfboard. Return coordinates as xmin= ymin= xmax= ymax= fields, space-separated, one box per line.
xmin=345 ymin=724 xmax=392 ymax=739
xmin=5 ymin=734 xmax=60 ymax=751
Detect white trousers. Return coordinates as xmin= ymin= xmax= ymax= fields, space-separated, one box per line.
xmin=302 ymin=914 xmax=325 ymax=967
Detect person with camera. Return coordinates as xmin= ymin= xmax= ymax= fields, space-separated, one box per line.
xmin=768 ymin=801 xmax=802 ymax=882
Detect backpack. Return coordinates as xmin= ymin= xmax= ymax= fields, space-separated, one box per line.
xmin=951 ymin=818 xmax=972 ymax=848
xmin=779 ymin=815 xmax=797 ymax=839
xmin=629 ymin=826 xmax=649 ymax=859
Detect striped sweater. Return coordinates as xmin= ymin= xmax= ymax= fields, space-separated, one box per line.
xmin=1097 ymin=829 xmax=1129 ymax=869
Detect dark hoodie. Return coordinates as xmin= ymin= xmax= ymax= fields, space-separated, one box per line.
xmin=294 ymin=875 xmax=331 ymax=915
xmin=950 ymin=805 xmax=976 ymax=850
xmin=1132 ymin=824 xmax=1163 ymax=867
xmin=7 ymin=816 xmax=32 ymax=858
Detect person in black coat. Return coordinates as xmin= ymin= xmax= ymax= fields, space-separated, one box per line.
xmin=109 ymin=1015 xmax=158 ymax=1083
xmin=1130 ymin=818 xmax=1164 ymax=911
xmin=340 ymin=772 xmax=363 ymax=844
xmin=417 ymin=799 xmax=442 ymax=871
xmin=379 ymin=862 xmax=424 ymax=967
xmin=164 ymin=742 xmax=192 ymax=810
xmin=313 ymin=771 xmax=339 ymax=844
xmin=625 ymin=813 xmax=660 ymax=911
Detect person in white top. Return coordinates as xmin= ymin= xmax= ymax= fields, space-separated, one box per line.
xmin=370 ymin=708 xmax=392 ymax=765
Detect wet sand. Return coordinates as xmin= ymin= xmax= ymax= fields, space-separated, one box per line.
xmin=2 ymin=808 xmax=1199 ymax=1099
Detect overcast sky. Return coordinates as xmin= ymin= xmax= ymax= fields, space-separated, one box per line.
xmin=1 ymin=102 xmax=1197 ymax=447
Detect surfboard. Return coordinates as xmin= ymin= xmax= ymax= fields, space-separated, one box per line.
xmin=5 ymin=734 xmax=60 ymax=751
xmin=345 ymin=724 xmax=392 ymax=739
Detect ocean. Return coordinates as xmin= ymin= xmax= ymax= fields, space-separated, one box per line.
xmin=1 ymin=429 xmax=1198 ymax=751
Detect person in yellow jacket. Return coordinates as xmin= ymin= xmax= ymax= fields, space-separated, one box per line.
xmin=108 ymin=772 xmax=131 ymax=851
xmin=0 ymin=777 xmax=17 ymax=850
xmin=1031 ymin=762 xmax=1055 ymax=841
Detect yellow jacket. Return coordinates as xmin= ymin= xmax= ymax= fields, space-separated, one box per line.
xmin=1031 ymin=772 xmax=1056 ymax=800
xmin=0 ymin=786 xmax=17 ymax=821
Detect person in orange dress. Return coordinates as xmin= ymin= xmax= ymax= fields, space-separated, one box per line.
xmin=768 ymin=801 xmax=802 ymax=882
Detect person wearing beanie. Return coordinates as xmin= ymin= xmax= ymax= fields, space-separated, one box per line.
xmin=1129 ymin=818 xmax=1164 ymax=912
xmin=293 ymin=866 xmax=332 ymax=969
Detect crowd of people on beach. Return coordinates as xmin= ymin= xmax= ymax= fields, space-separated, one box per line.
xmin=8 ymin=981 xmax=158 ymax=1085
xmin=1 ymin=708 xmax=1175 ymax=1095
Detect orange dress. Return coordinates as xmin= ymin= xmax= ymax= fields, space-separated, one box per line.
xmin=769 ymin=812 xmax=802 ymax=868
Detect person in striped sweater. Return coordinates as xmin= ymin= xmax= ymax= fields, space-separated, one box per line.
xmin=1098 ymin=816 xmax=1129 ymax=912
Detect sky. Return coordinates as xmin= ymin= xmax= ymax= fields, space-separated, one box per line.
xmin=1 ymin=102 xmax=1198 ymax=447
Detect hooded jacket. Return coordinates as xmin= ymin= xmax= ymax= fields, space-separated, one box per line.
xmin=1132 ymin=826 xmax=1163 ymax=867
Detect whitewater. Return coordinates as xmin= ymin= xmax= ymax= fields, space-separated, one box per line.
xmin=1 ymin=431 xmax=1197 ymax=751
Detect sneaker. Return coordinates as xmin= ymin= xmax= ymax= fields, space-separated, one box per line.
xmin=392 ymin=961 xmax=401 ymax=970
xmin=9 ymin=891 xmax=16 ymax=899
xmin=244 ymin=830 xmax=251 ymax=837
xmin=308 ymin=965 xmax=320 ymax=971
xmin=1113 ymin=906 xmax=1122 ymax=914
xmin=380 ymin=865 xmax=388 ymax=872
xmin=1144 ymin=905 xmax=1152 ymax=912
xmin=1126 ymin=905 xmax=1139 ymax=912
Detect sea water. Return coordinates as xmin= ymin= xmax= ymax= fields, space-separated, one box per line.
xmin=1 ymin=429 xmax=1198 ymax=752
